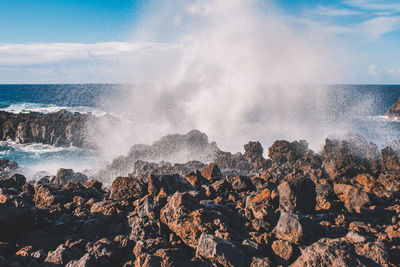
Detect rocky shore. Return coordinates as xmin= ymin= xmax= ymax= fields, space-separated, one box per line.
xmin=0 ymin=110 xmax=116 ymax=148
xmin=0 ymin=130 xmax=400 ymax=266
xmin=386 ymin=96 xmax=400 ymax=120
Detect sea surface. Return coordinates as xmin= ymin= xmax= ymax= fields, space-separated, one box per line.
xmin=0 ymin=84 xmax=399 ymax=175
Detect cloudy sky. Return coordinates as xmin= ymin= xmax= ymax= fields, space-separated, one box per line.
xmin=0 ymin=0 xmax=399 ymax=84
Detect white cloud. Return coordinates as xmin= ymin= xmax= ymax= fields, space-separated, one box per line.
xmin=356 ymin=16 xmax=400 ymax=38
xmin=344 ymin=0 xmax=400 ymax=11
xmin=0 ymin=42 xmax=175 ymax=66
xmin=307 ymin=5 xmax=362 ymax=16
xmin=386 ymin=66 xmax=400 ymax=75
xmin=368 ymin=65 xmax=381 ymax=76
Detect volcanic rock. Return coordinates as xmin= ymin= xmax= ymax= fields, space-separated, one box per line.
xmin=386 ymin=96 xmax=400 ymax=119
xmin=273 ymin=211 xmax=316 ymax=244
xmin=195 ymin=233 xmax=246 ymax=267
xmin=333 ymin=184 xmax=371 ymax=213
xmin=53 ymin=168 xmax=88 ymax=186
xmin=110 ymin=176 xmax=147 ymax=201
xmin=278 ymin=175 xmax=316 ymax=214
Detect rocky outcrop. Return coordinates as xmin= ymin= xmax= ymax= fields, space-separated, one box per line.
xmin=0 ymin=110 xmax=116 ymax=147
xmin=0 ymin=134 xmax=400 ymax=266
xmin=386 ymin=96 xmax=400 ymax=119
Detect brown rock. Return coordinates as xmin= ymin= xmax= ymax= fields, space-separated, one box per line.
xmin=110 ymin=176 xmax=147 ymax=201
xmin=271 ymin=240 xmax=294 ymax=264
xmin=334 ymin=184 xmax=370 ymax=213
xmin=200 ymin=163 xmax=222 ymax=182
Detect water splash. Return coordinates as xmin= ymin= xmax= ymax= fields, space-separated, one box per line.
xmin=95 ymin=0 xmax=350 ymax=160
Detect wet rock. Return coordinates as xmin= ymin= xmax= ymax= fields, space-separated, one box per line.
xmin=278 ymin=175 xmax=316 ymax=214
xmin=334 ymin=184 xmax=370 ymax=213
xmin=195 ymin=233 xmax=245 ymax=267
xmin=53 ymin=168 xmax=88 ymax=186
xmin=273 ymin=211 xmax=316 ymax=244
xmin=110 ymin=176 xmax=147 ymax=201
xmin=321 ymin=136 xmax=379 ymax=181
xmin=0 ymin=159 xmax=19 ymax=179
xmin=268 ymin=140 xmax=308 ymax=165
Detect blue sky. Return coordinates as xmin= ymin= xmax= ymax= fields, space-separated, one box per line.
xmin=0 ymin=0 xmax=399 ymax=84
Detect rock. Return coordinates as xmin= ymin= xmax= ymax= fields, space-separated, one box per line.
xmin=231 ymin=175 xmax=254 ymax=192
xmin=44 ymin=244 xmax=82 ymax=265
xmin=148 ymin=174 xmax=193 ymax=196
xmin=273 ymin=211 xmax=315 ymax=244
xmin=381 ymin=146 xmax=400 ymax=174
xmin=243 ymin=141 xmax=271 ymax=171
xmin=0 ymin=173 xmax=26 ymax=190
xmin=0 ymin=159 xmax=19 ymax=179
xmin=385 ymin=96 xmax=400 ymax=119
xmin=185 ymin=170 xmax=209 ymax=189
xmin=250 ymin=257 xmax=272 ymax=267
xmin=315 ymin=183 xmax=336 ymax=212
xmin=128 ymin=215 xmax=163 ymax=242
xmin=86 ymin=238 xmax=123 ymax=265
xmin=321 ymin=136 xmax=379 ymax=181
xmin=195 ymin=233 xmax=246 ymax=267
xmin=160 ymin=192 xmax=201 ymax=248
xmin=333 ymin=184 xmax=370 ymax=213
xmin=0 ymin=187 xmax=34 ymax=241
xmin=245 ymin=188 xmax=278 ymax=228
xmin=278 ymin=175 xmax=316 ymax=214
xmin=291 ymin=238 xmax=366 ymax=266
xmin=110 ymin=176 xmax=147 ymax=201
xmin=66 ymin=253 xmax=95 ymax=267
xmin=200 ymin=163 xmax=222 ymax=182
xmin=53 ymin=168 xmax=88 ymax=186
xmin=271 ymin=240 xmax=294 ymax=265
xmin=268 ymin=140 xmax=308 ymax=165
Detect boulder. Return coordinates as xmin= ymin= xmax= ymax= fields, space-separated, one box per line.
xmin=268 ymin=140 xmax=308 ymax=165
xmin=291 ymin=238 xmax=366 ymax=266
xmin=333 ymin=184 xmax=370 ymax=213
xmin=273 ymin=211 xmax=315 ymax=244
xmin=110 ymin=176 xmax=147 ymax=201
xmin=195 ymin=233 xmax=246 ymax=267
xmin=53 ymin=168 xmax=88 ymax=186
xmin=44 ymin=244 xmax=82 ymax=266
xmin=243 ymin=141 xmax=271 ymax=171
xmin=271 ymin=239 xmax=294 ymax=265
xmin=278 ymin=176 xmax=316 ymax=214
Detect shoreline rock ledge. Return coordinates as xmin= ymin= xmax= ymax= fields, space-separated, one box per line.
xmin=386 ymin=96 xmax=400 ymax=119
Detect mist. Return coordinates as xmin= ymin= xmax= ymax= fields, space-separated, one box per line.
xmin=93 ymin=0 xmax=353 ymax=161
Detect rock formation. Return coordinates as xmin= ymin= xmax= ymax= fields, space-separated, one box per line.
xmin=0 ymin=132 xmax=399 ymax=266
xmin=386 ymin=96 xmax=400 ymax=119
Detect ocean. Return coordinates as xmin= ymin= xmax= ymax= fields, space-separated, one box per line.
xmin=0 ymin=84 xmax=399 ymax=176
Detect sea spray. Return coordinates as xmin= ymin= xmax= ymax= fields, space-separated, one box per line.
xmin=94 ymin=0 xmax=352 ymax=161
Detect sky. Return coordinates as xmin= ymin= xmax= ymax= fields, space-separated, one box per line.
xmin=0 ymin=0 xmax=399 ymax=84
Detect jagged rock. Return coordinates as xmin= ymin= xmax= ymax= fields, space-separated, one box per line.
xmin=385 ymin=96 xmax=400 ymax=119
xmin=232 ymin=175 xmax=254 ymax=192
xmin=110 ymin=176 xmax=147 ymax=201
xmin=53 ymin=168 xmax=88 ymax=185
xmin=0 ymin=159 xmax=19 ymax=179
xmin=273 ymin=211 xmax=315 ymax=244
xmin=381 ymin=146 xmax=400 ymax=174
xmin=66 ymin=253 xmax=95 ymax=267
xmin=0 ymin=173 xmax=26 ymax=190
xmin=44 ymin=244 xmax=82 ymax=266
xmin=86 ymin=238 xmax=123 ymax=265
xmin=278 ymin=175 xmax=316 ymax=214
xmin=333 ymin=184 xmax=370 ymax=213
xmin=271 ymin=239 xmax=294 ymax=265
xmin=243 ymin=141 xmax=271 ymax=171
xmin=321 ymin=136 xmax=379 ymax=181
xmin=185 ymin=170 xmax=209 ymax=189
xmin=200 ymin=163 xmax=222 ymax=182
xmin=148 ymin=174 xmax=193 ymax=196
xmin=268 ymin=140 xmax=308 ymax=165
xmin=128 ymin=215 xmax=163 ymax=242
xmin=291 ymin=238 xmax=366 ymax=266
xmin=250 ymin=257 xmax=272 ymax=267
xmin=245 ymin=188 xmax=278 ymax=227
xmin=315 ymin=183 xmax=336 ymax=212
xmin=195 ymin=233 xmax=246 ymax=267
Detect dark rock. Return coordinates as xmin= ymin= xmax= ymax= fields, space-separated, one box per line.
xmin=232 ymin=175 xmax=254 ymax=192
xmin=195 ymin=233 xmax=246 ymax=267
xmin=273 ymin=211 xmax=316 ymax=244
xmin=0 ymin=159 xmax=19 ymax=179
xmin=244 ymin=141 xmax=271 ymax=171
xmin=185 ymin=170 xmax=209 ymax=189
xmin=385 ymin=96 xmax=400 ymax=119
xmin=268 ymin=140 xmax=308 ymax=165
xmin=250 ymin=257 xmax=272 ymax=267
xmin=44 ymin=244 xmax=82 ymax=266
xmin=53 ymin=168 xmax=88 ymax=186
xmin=110 ymin=176 xmax=147 ymax=201
xmin=66 ymin=253 xmax=95 ymax=267
xmin=278 ymin=175 xmax=316 ymax=214
xmin=148 ymin=174 xmax=193 ymax=196
xmin=271 ymin=239 xmax=294 ymax=265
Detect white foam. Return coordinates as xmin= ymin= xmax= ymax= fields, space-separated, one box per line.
xmin=0 ymin=102 xmax=106 ymax=116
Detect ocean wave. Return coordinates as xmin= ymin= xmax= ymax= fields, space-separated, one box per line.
xmin=371 ymin=115 xmax=400 ymax=122
xmin=0 ymin=102 xmax=106 ymax=116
